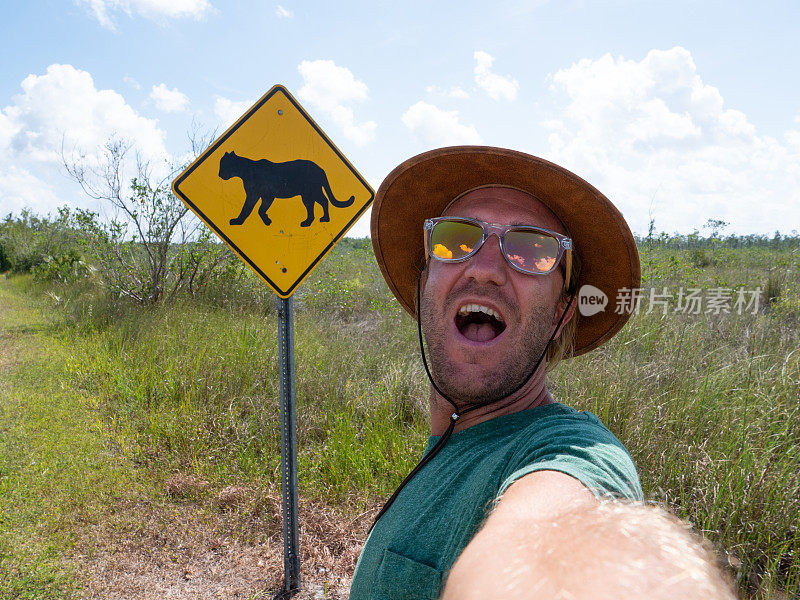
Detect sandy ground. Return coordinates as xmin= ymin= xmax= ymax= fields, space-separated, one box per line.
xmin=72 ymin=476 xmax=376 ymax=600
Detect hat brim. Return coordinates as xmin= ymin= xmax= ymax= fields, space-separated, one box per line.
xmin=371 ymin=146 xmax=640 ymax=357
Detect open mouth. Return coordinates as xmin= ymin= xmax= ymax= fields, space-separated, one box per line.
xmin=455 ymin=303 xmax=506 ymax=343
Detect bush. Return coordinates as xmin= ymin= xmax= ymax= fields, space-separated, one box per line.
xmin=31 ymin=248 xmax=90 ymax=283
xmin=0 ymin=208 xmax=80 ymax=275
xmin=689 ymin=248 xmax=715 ymax=268
xmin=65 ymin=137 xmax=234 ymax=304
xmin=0 ymin=240 xmax=11 ymax=272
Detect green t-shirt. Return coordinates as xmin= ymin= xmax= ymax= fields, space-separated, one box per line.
xmin=349 ymin=402 xmax=642 ymax=600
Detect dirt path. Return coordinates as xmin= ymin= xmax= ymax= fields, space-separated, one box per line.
xmin=75 ymin=490 xmax=370 ymax=600
xmin=0 ymin=280 xmax=371 ymax=599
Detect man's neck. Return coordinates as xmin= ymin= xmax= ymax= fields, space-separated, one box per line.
xmin=428 ymin=368 xmax=555 ymax=436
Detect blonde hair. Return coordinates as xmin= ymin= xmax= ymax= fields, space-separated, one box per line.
xmin=545 ymin=250 xmax=581 ymax=371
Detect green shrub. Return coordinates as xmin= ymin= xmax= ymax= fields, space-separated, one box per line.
xmin=0 ymin=208 xmax=79 ymax=275
xmin=689 ymin=247 xmax=715 ymax=268
xmin=0 ymin=240 xmax=11 ymax=272
xmin=31 ymin=249 xmax=89 ymax=283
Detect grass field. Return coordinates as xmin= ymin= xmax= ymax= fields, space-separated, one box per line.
xmin=1 ymin=236 xmax=798 ymax=598
xmin=0 ymin=280 xmax=143 ymax=599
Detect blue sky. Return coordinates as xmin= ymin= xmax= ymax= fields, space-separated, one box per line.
xmin=1 ymin=0 xmax=799 ymax=237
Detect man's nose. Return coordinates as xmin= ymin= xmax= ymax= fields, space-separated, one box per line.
xmin=463 ymin=234 xmax=508 ymax=286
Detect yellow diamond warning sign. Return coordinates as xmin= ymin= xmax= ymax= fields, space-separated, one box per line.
xmin=172 ymin=84 xmax=374 ymax=298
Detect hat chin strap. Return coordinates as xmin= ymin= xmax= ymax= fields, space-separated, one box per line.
xmin=368 ymin=272 xmax=576 ymax=533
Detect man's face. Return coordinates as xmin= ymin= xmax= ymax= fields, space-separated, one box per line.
xmin=420 ymin=187 xmax=569 ymax=407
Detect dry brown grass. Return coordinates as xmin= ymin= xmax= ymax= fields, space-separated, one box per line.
xmin=71 ymin=477 xmax=377 ymax=600
xmin=215 ymin=485 xmax=252 ymax=509
xmin=166 ymin=473 xmax=210 ymax=498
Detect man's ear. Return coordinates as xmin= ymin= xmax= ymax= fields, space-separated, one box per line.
xmin=420 ymin=263 xmax=429 ymax=288
xmin=416 ymin=263 xmax=430 ymax=318
xmin=551 ymin=295 xmax=576 ymax=338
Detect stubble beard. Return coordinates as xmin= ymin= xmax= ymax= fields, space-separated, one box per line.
xmin=420 ymin=286 xmax=555 ymax=410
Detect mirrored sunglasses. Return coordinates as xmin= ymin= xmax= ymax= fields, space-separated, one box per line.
xmin=424 ymin=217 xmax=573 ymax=287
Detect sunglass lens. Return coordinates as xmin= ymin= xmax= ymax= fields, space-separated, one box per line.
xmin=430 ymin=220 xmax=483 ymax=260
xmin=504 ymin=230 xmax=560 ymax=273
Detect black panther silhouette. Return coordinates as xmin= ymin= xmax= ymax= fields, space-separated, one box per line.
xmin=218 ymin=151 xmax=355 ymax=227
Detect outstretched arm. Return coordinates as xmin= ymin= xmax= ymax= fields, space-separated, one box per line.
xmin=441 ymin=470 xmax=736 ymax=600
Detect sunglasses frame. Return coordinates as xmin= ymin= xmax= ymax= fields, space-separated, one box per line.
xmin=423 ymin=216 xmax=574 ymax=289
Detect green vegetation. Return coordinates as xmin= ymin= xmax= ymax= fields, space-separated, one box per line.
xmin=0 ymin=210 xmax=798 ymax=598
xmin=0 ymin=279 xmax=142 ymax=599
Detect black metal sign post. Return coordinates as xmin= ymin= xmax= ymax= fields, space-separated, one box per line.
xmin=277 ymin=296 xmax=300 ymax=596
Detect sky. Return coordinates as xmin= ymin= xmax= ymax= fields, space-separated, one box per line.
xmin=1 ymin=0 xmax=799 ymax=238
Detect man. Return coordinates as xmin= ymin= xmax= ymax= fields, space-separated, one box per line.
xmin=349 ymin=147 xmax=735 ymax=599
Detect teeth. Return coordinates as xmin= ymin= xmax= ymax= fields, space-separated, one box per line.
xmin=457 ymin=304 xmax=504 ymax=322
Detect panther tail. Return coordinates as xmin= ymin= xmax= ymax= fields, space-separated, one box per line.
xmin=321 ymin=174 xmax=355 ymax=208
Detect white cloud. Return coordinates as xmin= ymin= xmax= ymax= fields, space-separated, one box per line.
xmin=77 ymin=0 xmax=212 ymax=30
xmin=0 ymin=165 xmax=61 ymax=216
xmin=474 ymin=51 xmax=519 ymax=101
xmin=123 ymin=75 xmax=141 ymax=90
xmin=275 ymin=5 xmax=293 ymax=18
xmin=150 ymin=83 xmax=189 ymax=113
xmin=402 ymin=101 xmax=482 ymax=148
xmin=787 ymin=112 xmax=800 ymax=148
xmin=786 ymin=130 xmax=800 ymax=149
xmin=543 ymin=46 xmax=800 ymax=234
xmin=426 ymin=85 xmax=470 ymax=99
xmin=298 ymin=59 xmax=377 ymax=146
xmin=0 ymin=111 xmax=17 ymax=154
xmin=214 ymin=96 xmax=252 ymax=128
xmin=0 ymin=64 xmax=168 ymax=216
xmin=3 ymin=64 xmax=166 ymax=162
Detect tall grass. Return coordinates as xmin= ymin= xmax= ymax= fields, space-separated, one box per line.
xmin=60 ymin=242 xmax=427 ymax=505
xmin=10 ymin=238 xmax=800 ymax=597
xmin=552 ymin=308 xmax=799 ymax=593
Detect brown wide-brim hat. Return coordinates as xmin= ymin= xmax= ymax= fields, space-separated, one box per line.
xmin=371 ymin=146 xmax=640 ymax=357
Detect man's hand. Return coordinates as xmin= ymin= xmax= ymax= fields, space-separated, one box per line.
xmin=441 ymin=470 xmax=736 ymax=600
